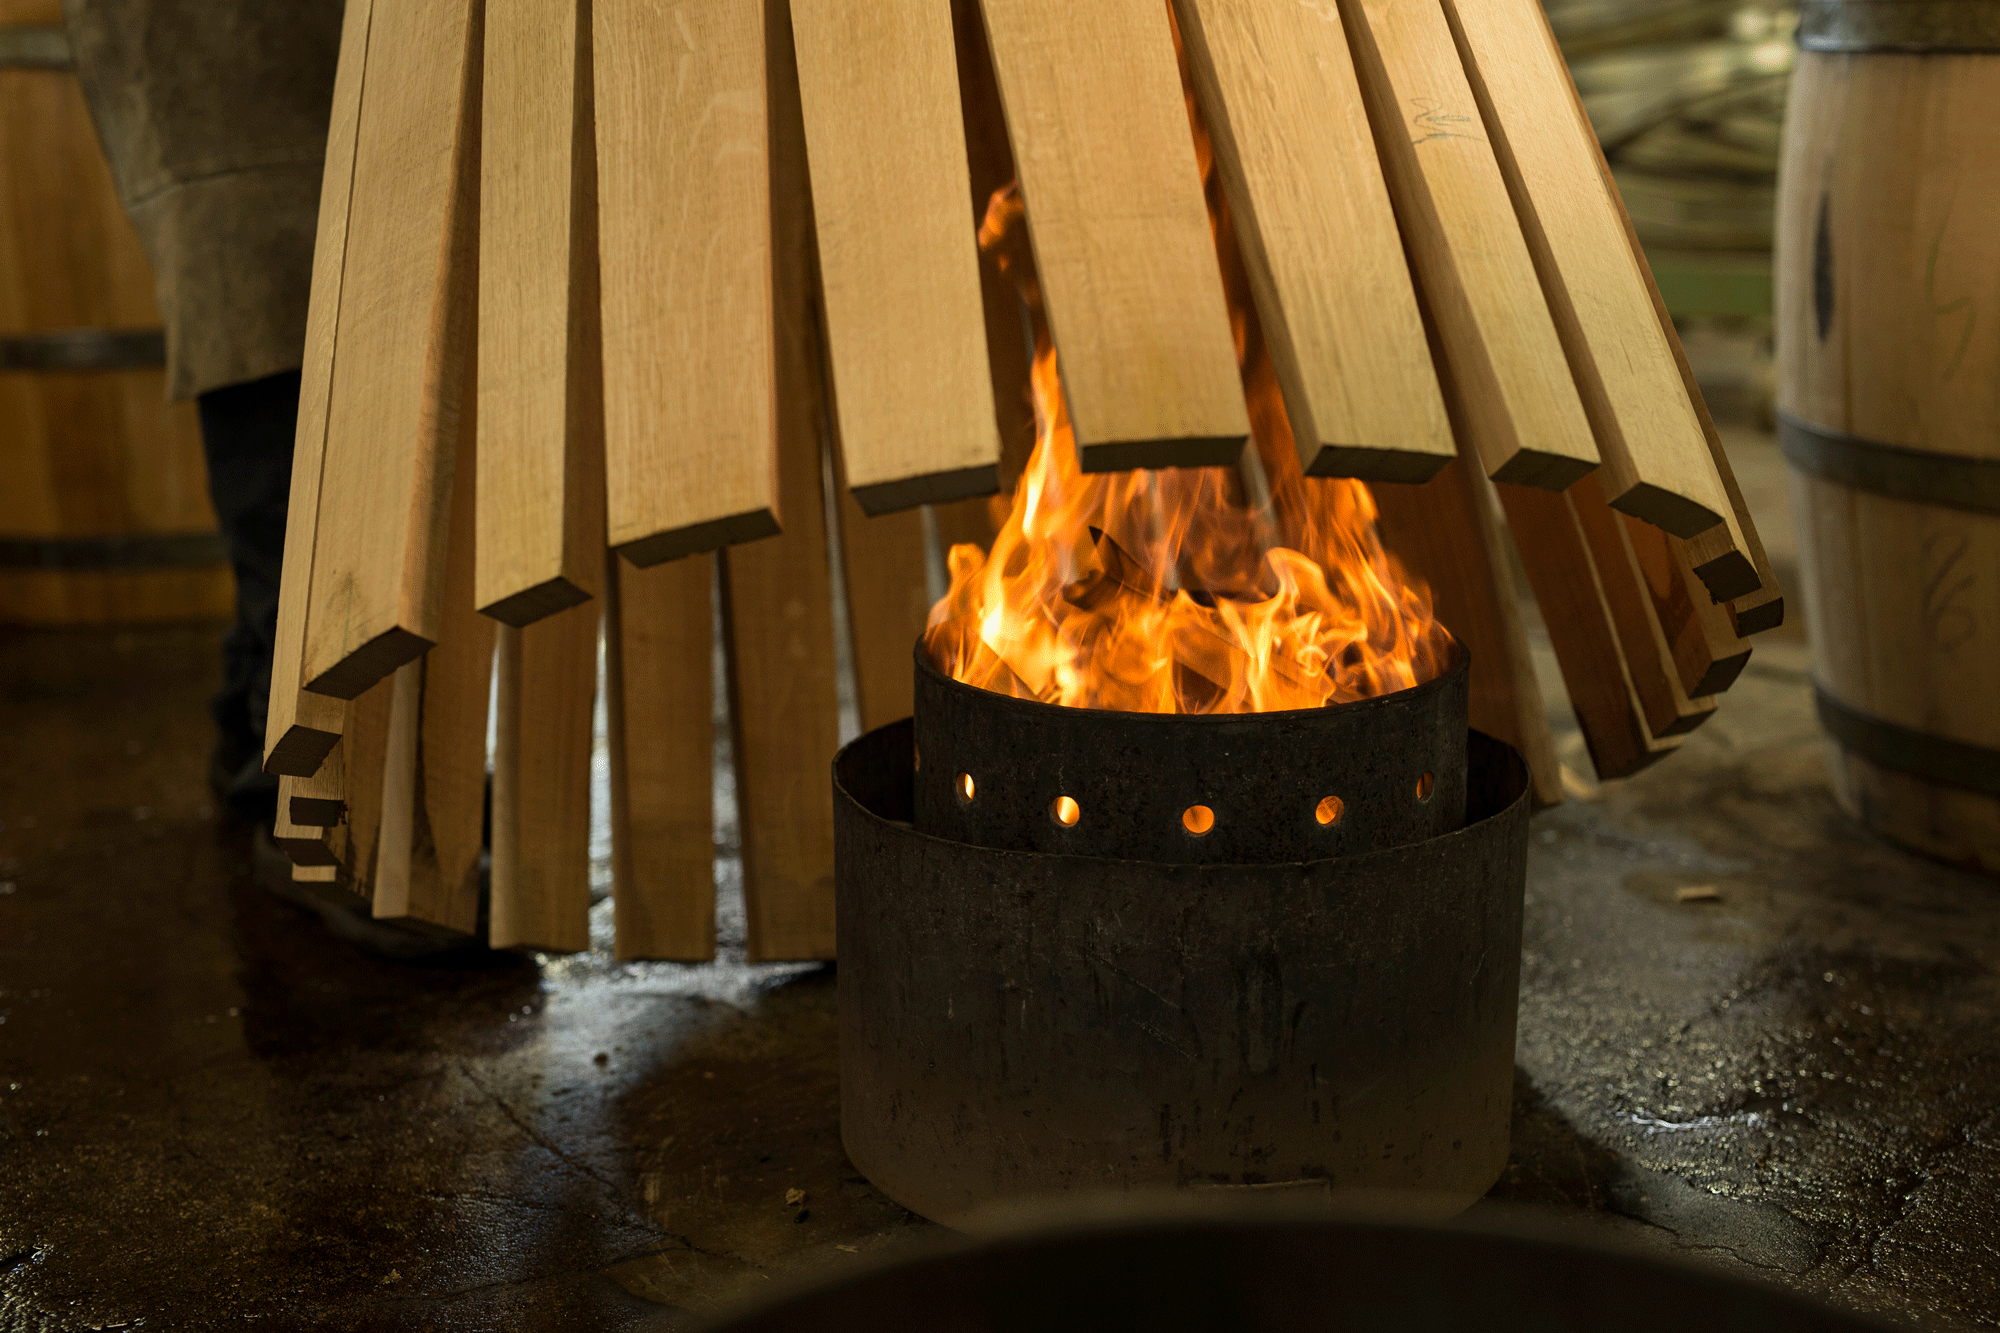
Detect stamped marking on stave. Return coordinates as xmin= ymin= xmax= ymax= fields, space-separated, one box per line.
xmin=1410 ymin=99 xmax=1482 ymax=145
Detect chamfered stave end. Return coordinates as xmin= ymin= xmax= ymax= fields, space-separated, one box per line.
xmin=1304 ymin=442 xmax=1456 ymax=485
xmin=494 ymin=928 xmax=593 ymax=956
xmin=1656 ymin=703 xmax=1718 ymax=739
xmin=744 ymin=935 xmax=838 ymax=965
xmin=478 ymin=575 xmax=594 ymax=629
xmin=1732 ymin=590 xmax=1785 ymax=637
xmin=1079 ymin=433 xmax=1250 ymax=474
xmin=614 ymin=939 xmax=719 ymax=965
xmin=1607 ymin=481 xmax=1728 ymax=542
xmin=1691 ymin=648 xmax=1753 ymax=698
xmin=848 ymin=463 xmax=1001 ymax=518
xmin=1488 ymin=448 xmax=1598 ymax=492
xmin=369 ymin=910 xmax=471 ymax=942
xmin=1690 ymin=549 xmax=1763 ymax=605
xmin=263 ymin=723 xmax=341 ymax=778
xmin=273 ymin=834 xmax=366 ymax=895
xmin=303 ymin=626 xmax=435 ymax=702
xmin=288 ymin=795 xmax=347 ymax=828
xmin=615 ymin=508 xmax=783 ymax=569
xmin=1582 ymin=720 xmax=1685 ymax=783
xmin=273 ymin=833 xmax=340 ymax=867
xmin=306 ymin=864 xmax=369 ymax=903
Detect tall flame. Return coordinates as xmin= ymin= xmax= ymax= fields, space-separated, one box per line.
xmin=924 ymin=179 xmax=1448 ymax=715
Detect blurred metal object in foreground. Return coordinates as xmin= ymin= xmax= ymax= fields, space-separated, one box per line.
xmin=703 ymin=1213 xmax=1892 ymax=1332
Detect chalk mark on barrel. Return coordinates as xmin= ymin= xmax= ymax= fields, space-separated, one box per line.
xmin=1924 ymin=223 xmax=1975 ymax=385
xmin=1920 ymin=526 xmax=1977 ymax=655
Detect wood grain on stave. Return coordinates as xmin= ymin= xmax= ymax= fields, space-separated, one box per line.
xmin=977 ymin=0 xmax=1248 ymax=474
xmin=1372 ymin=460 xmax=1563 ymax=806
xmin=1499 ymin=480 xmax=1680 ymax=780
xmin=607 ymin=552 xmax=716 ymax=962
xmin=1443 ymin=0 xmax=1741 ymax=556
xmin=1623 ymin=513 xmax=1750 ymax=700
xmin=838 ymin=490 xmax=932 ymax=735
xmin=791 ymin=0 xmax=999 ymax=514
xmin=1561 ymin=25 xmax=1771 ymax=611
xmin=949 ymin=0 xmax=1035 ymax=496
xmin=1569 ymin=473 xmax=1716 ymax=740
xmin=476 ymin=0 xmax=604 ymax=626
xmin=1173 ymin=0 xmax=1455 ymax=484
xmin=1363 ymin=277 xmax=1561 ymax=804
xmin=596 ymin=0 xmax=780 ymax=565
xmin=720 ymin=0 xmax=841 ymax=962
xmin=372 ymin=371 xmax=492 ymax=937
xmin=1334 ymin=0 xmax=1598 ymax=492
xmin=323 ymin=672 xmax=398 ymax=891
xmin=263 ymin=0 xmax=370 ymax=773
xmin=301 ymin=0 xmax=481 ymax=701
xmin=490 ymin=605 xmax=598 ymax=954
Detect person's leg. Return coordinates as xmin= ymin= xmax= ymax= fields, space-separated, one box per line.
xmin=196 ymin=370 xmax=300 ymax=823
xmin=196 ymin=371 xmax=482 ymax=958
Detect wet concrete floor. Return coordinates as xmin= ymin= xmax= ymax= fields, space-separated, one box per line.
xmin=1 ymin=607 xmax=1995 ymax=1331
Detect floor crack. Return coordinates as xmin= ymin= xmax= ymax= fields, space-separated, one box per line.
xmin=602 ymin=1235 xmax=740 ymax=1268
xmin=450 ymin=1062 xmax=673 ymax=1245
xmin=457 ymin=1061 xmax=620 ymax=1192
xmin=277 ymin=1240 xmax=745 ymax=1318
xmin=1675 ymin=1240 xmax=1794 ymax=1275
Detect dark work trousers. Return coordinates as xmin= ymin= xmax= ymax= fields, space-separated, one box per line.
xmin=196 ymin=369 xmax=299 ymax=822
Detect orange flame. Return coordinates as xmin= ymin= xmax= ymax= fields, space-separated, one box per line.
xmin=924 ymin=180 xmax=1448 ymax=715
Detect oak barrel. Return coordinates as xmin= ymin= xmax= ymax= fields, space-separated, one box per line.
xmin=0 ymin=2 xmax=230 ymax=626
xmin=1775 ymin=1 xmax=2000 ymax=874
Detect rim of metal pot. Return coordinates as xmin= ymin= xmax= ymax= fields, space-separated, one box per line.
xmin=836 ymin=717 xmax=1520 ymax=875
xmin=912 ymin=627 xmax=1465 ymax=729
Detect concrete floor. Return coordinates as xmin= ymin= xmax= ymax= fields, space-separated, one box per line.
xmin=3 ymin=433 xmax=1997 ymax=1331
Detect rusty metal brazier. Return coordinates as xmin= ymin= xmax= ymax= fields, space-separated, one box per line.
xmin=834 ymin=637 xmax=1531 ymax=1226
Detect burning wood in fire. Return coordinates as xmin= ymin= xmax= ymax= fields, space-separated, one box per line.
xmin=924 ymin=181 xmax=1449 ymax=715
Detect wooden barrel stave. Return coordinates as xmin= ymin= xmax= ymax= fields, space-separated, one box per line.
xmin=1777 ymin=43 xmax=2000 ymax=874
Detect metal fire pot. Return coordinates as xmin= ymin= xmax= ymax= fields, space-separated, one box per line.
xmin=834 ymin=639 xmax=1532 ymax=1226
xmin=913 ymin=648 xmax=1471 ymax=862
